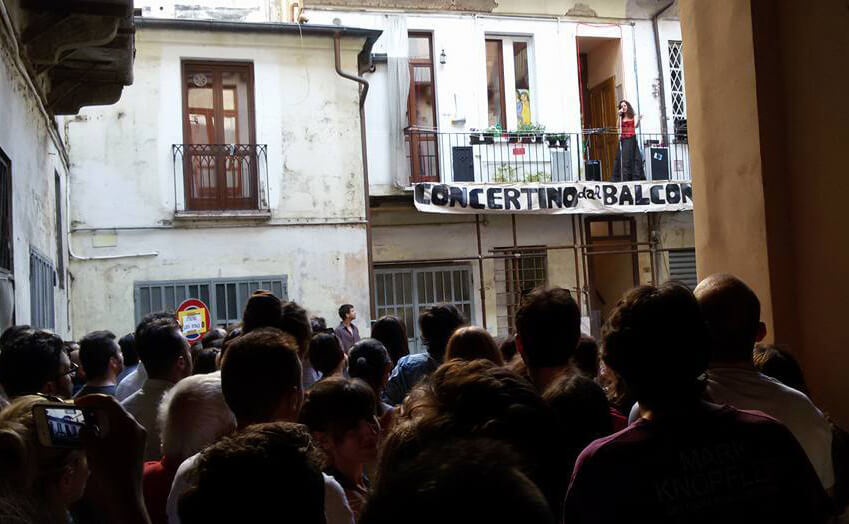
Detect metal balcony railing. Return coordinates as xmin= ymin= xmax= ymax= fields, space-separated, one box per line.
xmin=172 ymin=144 xmax=269 ymax=212
xmin=404 ymin=128 xmax=690 ymax=184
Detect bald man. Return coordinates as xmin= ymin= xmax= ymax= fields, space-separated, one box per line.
xmin=695 ymin=274 xmax=835 ymax=493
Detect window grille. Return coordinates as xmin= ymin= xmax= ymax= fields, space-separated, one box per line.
xmin=30 ymin=249 xmax=55 ymax=330
xmin=668 ymin=41 xmax=686 ymax=119
xmin=375 ymin=266 xmax=474 ymax=354
xmin=667 ymin=248 xmax=697 ymax=289
xmin=134 ymin=276 xmax=287 ymax=327
xmin=494 ymin=248 xmax=548 ymax=336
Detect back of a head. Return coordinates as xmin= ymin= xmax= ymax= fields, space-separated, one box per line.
xmin=307 ymin=333 xmax=344 ymax=377
xmin=571 ymin=335 xmax=600 ymax=379
xmin=0 ymin=331 xmax=64 ymax=398
xmin=348 ymin=338 xmax=391 ymax=392
xmin=498 ymin=334 xmax=518 ymax=363
xmin=419 ymin=304 xmax=466 ymax=361
xmin=118 ymin=333 xmax=138 ymax=367
xmin=280 ymin=301 xmax=312 ymax=358
xmin=157 ymin=373 xmax=236 ymax=466
xmin=178 ymin=422 xmax=325 ymax=524
xmin=361 ymin=438 xmax=554 ymax=524
xmin=602 ymin=282 xmax=709 ymax=408
xmin=201 ymin=328 xmax=226 ymax=349
xmin=370 ymin=316 xmax=409 ymax=365
xmin=694 ymin=273 xmax=761 ymax=363
xmin=299 ymin=377 xmax=376 ymax=441
xmin=135 ymin=312 xmax=188 ymax=378
xmin=309 ymin=316 xmax=327 ymax=334
xmin=220 ymin=328 xmax=302 ymax=425
xmin=515 ymin=287 xmax=580 ymax=369
xmin=192 ymin=348 xmax=219 ymax=375
xmin=0 ymin=326 xmax=32 ymax=351
xmin=241 ymin=290 xmax=283 ymax=334
xmin=753 ymin=344 xmax=809 ymax=395
xmin=445 ymin=326 xmax=504 ymax=365
xmin=543 ymin=374 xmax=613 ymax=454
xmin=78 ymin=330 xmax=118 ymax=381
xmin=399 ymin=359 xmax=565 ymax=514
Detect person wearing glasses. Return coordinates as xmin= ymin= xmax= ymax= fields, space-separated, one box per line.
xmin=0 ymin=329 xmax=75 ymax=400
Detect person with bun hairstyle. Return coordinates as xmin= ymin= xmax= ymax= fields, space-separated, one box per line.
xmin=348 ymin=339 xmax=394 ymax=432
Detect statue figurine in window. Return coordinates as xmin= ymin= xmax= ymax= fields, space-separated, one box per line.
xmin=517 ymin=89 xmax=531 ymax=126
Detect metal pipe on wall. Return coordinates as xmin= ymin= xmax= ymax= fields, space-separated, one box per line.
xmin=475 ymin=214 xmax=487 ymax=329
xmin=333 ymin=33 xmax=376 ymax=321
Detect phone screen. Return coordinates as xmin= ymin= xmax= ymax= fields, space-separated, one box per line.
xmin=44 ymin=406 xmax=87 ymax=447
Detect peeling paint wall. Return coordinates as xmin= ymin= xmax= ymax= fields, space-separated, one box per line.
xmin=0 ymin=29 xmax=71 ymax=336
xmin=65 ymin=28 xmax=371 ymax=338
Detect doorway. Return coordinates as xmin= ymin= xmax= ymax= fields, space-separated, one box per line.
xmin=407 ymin=32 xmax=439 ymax=182
xmin=585 ymin=216 xmax=639 ymax=332
xmin=577 ymin=37 xmax=623 ymax=181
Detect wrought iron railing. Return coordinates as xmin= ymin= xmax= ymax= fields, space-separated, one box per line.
xmin=172 ymin=144 xmax=269 ymax=211
xmin=404 ymin=128 xmax=690 ymax=184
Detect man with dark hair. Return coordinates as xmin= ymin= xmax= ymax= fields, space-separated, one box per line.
xmin=515 ymin=287 xmax=581 ymax=393
xmin=695 ymin=273 xmax=835 ymax=493
xmin=178 ymin=423 xmax=326 ymax=524
xmin=0 ymin=324 xmax=32 ymax=349
xmin=200 ymin=328 xmax=226 ymax=349
xmin=334 ymin=303 xmax=360 ymax=354
xmin=122 ymin=312 xmax=192 ymax=461
xmin=0 ymin=330 xmax=74 ymax=399
xmin=166 ymin=328 xmax=354 ymax=524
xmin=564 ymin=282 xmax=830 ymax=523
xmin=116 ymin=333 xmax=138 ymax=384
xmin=75 ymin=330 xmax=123 ymax=397
xmin=241 ymin=290 xmax=283 ymax=334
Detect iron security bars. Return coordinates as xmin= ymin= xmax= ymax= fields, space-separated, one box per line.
xmin=173 ymin=144 xmax=268 ymax=211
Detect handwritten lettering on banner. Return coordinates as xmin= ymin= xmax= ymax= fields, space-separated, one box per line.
xmin=413 ymin=181 xmax=693 ymax=215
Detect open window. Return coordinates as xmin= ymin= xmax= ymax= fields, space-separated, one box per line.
xmin=485 ymin=36 xmax=535 ymax=130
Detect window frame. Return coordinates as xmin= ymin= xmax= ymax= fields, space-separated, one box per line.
xmin=29 ymin=248 xmax=55 ymax=330
xmin=0 ymin=148 xmax=12 ymax=276
xmin=485 ymin=36 xmax=537 ymax=130
xmin=493 ymin=246 xmax=548 ymax=335
xmin=54 ymin=171 xmax=64 ymax=289
xmin=180 ymin=61 xmax=258 ymax=211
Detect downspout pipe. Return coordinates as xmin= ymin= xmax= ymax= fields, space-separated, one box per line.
xmin=333 ymin=33 xmax=376 ymax=322
xmin=652 ymin=0 xmax=675 ymax=137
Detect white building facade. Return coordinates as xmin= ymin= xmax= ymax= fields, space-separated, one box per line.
xmin=66 ymin=19 xmax=380 ymax=337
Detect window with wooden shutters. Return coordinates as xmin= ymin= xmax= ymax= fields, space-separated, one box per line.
xmin=134 ymin=276 xmax=287 ymax=327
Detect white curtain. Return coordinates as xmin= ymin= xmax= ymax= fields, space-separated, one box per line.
xmin=385 ymin=15 xmax=411 ymax=188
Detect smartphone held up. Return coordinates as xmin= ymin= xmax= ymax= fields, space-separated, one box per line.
xmin=33 ymin=402 xmax=108 ymax=448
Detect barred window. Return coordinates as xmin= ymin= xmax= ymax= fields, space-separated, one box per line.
xmin=30 ymin=249 xmax=55 ymax=330
xmin=668 ymin=41 xmax=686 ymax=119
xmin=134 ymin=276 xmax=287 ymax=327
xmin=494 ymin=247 xmax=547 ymax=336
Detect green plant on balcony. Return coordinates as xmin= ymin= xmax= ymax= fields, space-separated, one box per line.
xmin=494 ymin=164 xmax=518 ymax=183
xmin=546 ymin=133 xmax=568 ymax=148
xmin=526 ymin=171 xmax=551 ymax=183
xmin=515 ymin=122 xmax=546 ymax=143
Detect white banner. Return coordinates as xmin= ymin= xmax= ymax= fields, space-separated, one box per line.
xmin=413 ymin=181 xmax=693 ymax=215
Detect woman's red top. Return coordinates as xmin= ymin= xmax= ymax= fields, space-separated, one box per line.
xmin=621 ymin=118 xmax=636 ymax=138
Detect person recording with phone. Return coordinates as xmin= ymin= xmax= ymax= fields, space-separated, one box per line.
xmin=611 ymin=100 xmax=646 ymax=182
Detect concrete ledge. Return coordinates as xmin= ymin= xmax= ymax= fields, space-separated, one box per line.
xmin=173 ymin=209 xmax=272 ymax=222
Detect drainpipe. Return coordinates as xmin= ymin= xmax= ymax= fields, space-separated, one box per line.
xmin=333 ymin=33 xmax=375 ymax=321
xmin=651 ymin=0 xmax=675 ymax=137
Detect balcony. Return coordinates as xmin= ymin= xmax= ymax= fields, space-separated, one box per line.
xmin=405 ymin=128 xmax=690 ymax=184
xmin=172 ymin=144 xmax=269 ymax=215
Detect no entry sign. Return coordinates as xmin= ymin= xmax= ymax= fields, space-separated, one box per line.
xmin=177 ymin=298 xmax=211 ymax=344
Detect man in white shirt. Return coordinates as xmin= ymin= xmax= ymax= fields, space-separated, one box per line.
xmin=166 ymin=328 xmax=354 ymax=524
xmin=122 ymin=312 xmax=192 ymax=461
xmin=695 ymin=274 xmax=835 ymax=492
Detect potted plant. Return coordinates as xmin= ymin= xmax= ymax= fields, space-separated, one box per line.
xmin=546 ymin=133 xmax=568 ymax=148
xmin=494 ymin=164 xmax=518 ymax=183
xmin=516 ymin=123 xmax=546 ymax=143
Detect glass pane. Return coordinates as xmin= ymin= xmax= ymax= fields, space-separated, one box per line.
xmin=216 ymin=284 xmax=227 ymax=324
xmin=200 ymin=285 xmax=211 ymax=309
xmin=139 ymin=287 xmax=151 ymax=316
xmin=435 ymin=271 xmax=445 ymax=303
xmin=590 ymin=221 xmax=609 ymax=238
xmin=513 ymin=41 xmax=531 ymax=125
xmin=164 ymin=287 xmax=175 ymax=310
xmin=223 ymin=88 xmax=235 ymax=111
xmin=376 ymin=274 xmax=386 ymax=307
xmin=227 ymin=283 xmax=237 ymax=320
xmin=454 ymin=271 xmax=462 ymax=300
xmin=272 ymin=281 xmax=283 ymax=298
xmin=612 ymin=220 xmax=626 ymax=236
xmin=403 ymin=273 xmax=413 ymax=305
xmin=486 ymin=40 xmax=505 ymax=128
xmin=187 ymin=83 xmax=214 ymax=145
xmin=411 ymin=66 xmax=435 ymax=128
xmin=408 ymin=35 xmax=432 ymax=60
xmin=417 ymin=272 xmax=426 ymax=304
xmin=151 ymin=287 xmax=162 ymax=312
xmin=221 ymin=71 xmax=249 ymax=143
xmin=189 ymin=285 xmax=199 ymax=299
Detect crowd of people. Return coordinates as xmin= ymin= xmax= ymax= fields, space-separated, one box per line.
xmin=0 ymin=274 xmax=846 ymax=523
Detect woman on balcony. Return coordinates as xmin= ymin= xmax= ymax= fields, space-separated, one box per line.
xmin=611 ymin=100 xmax=646 ymax=182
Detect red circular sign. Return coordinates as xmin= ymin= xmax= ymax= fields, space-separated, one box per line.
xmin=176 ymin=299 xmax=211 ymax=343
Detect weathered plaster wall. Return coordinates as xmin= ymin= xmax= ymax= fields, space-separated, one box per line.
xmin=66 ymin=28 xmax=371 ymax=338
xmin=0 ymin=31 xmax=70 ymax=336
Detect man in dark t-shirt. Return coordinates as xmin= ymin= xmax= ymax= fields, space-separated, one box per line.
xmin=563 ymin=282 xmax=830 ymax=524
xmin=74 ymin=330 xmax=123 ymax=398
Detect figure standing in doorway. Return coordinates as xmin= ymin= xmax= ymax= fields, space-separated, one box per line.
xmin=334 ymin=304 xmax=360 ymax=354
xmin=611 ymin=100 xmax=645 ymax=181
